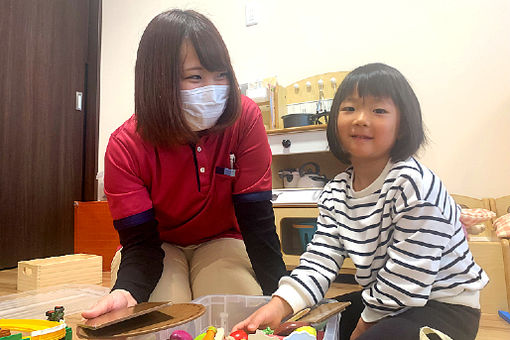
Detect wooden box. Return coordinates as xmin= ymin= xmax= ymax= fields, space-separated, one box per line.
xmin=17 ymin=254 xmax=102 ymax=291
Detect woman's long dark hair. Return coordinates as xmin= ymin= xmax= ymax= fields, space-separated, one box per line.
xmin=135 ymin=9 xmax=241 ymax=147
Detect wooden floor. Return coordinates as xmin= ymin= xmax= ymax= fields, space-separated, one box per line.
xmin=0 ymin=268 xmax=509 ymax=339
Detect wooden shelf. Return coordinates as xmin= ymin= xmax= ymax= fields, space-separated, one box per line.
xmin=267 ymin=124 xmax=327 ymax=135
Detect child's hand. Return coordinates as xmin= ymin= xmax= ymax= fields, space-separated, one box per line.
xmin=232 ymin=296 xmax=293 ymax=333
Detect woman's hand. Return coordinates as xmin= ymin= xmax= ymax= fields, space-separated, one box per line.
xmin=231 ymin=296 xmax=293 ymax=333
xmin=350 ymin=317 xmax=376 ymax=340
xmin=81 ymin=289 xmax=137 ymax=319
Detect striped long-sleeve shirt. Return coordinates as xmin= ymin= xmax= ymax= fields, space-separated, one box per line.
xmin=274 ymin=157 xmax=489 ymax=322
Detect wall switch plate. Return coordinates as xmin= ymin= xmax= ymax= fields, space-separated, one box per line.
xmin=245 ymin=2 xmax=258 ymax=27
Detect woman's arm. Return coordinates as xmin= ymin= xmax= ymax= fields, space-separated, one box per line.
xmin=112 ymin=217 xmax=165 ymax=302
xmin=81 ymin=217 xmax=164 ymax=318
xmin=234 ymin=199 xmax=287 ymax=295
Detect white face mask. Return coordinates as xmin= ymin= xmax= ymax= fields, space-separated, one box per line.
xmin=181 ymin=85 xmax=230 ymax=131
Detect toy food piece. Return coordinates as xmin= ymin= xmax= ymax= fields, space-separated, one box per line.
xmin=203 ymin=326 xmax=217 ymax=340
xmin=170 ymin=330 xmax=193 ymax=340
xmin=274 ymin=322 xmax=310 ymax=336
xmin=247 ymin=329 xmax=284 ymax=340
xmin=214 ymin=327 xmax=225 ymax=340
xmin=195 ymin=333 xmax=206 ymax=340
xmin=294 ymin=327 xmax=316 ymax=336
xmin=0 ymin=328 xmax=11 ymax=337
xmin=262 ymin=327 xmax=274 ymax=335
xmin=283 ymin=328 xmax=316 ymax=340
xmin=230 ymin=329 xmax=248 ymax=340
xmin=46 ymin=305 xmax=65 ymax=321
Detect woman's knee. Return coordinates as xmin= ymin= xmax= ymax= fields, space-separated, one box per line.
xmin=149 ymin=243 xmax=192 ymax=303
xmin=190 ymin=238 xmax=262 ymax=297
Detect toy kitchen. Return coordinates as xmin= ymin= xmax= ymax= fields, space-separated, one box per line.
xmin=245 ymin=71 xmax=356 ymax=273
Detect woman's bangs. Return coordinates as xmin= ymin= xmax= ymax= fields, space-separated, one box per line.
xmin=191 ymin=32 xmax=228 ymax=72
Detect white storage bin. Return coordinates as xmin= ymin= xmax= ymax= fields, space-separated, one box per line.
xmin=155 ymin=295 xmax=339 ymax=340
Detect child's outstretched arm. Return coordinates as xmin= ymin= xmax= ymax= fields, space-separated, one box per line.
xmin=231 ymin=296 xmax=293 ymax=333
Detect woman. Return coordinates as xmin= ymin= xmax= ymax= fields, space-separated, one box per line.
xmin=82 ymin=9 xmax=287 ymax=318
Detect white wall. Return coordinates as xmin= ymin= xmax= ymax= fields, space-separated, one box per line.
xmin=100 ymin=0 xmax=510 ymax=198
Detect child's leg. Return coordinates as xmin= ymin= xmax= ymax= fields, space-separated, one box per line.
xmin=334 ymin=290 xmax=364 ymax=340
xmin=189 ymin=238 xmax=263 ymax=299
xmin=357 ymin=300 xmax=480 ymax=340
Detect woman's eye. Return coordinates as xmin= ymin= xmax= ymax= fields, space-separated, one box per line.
xmin=218 ymin=71 xmax=229 ymax=78
xmin=185 ymin=75 xmax=201 ymax=80
xmin=374 ymin=108 xmax=388 ymax=114
xmin=341 ymin=106 xmax=355 ymax=112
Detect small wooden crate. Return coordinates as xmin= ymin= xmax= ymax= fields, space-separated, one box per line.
xmin=17 ymin=254 xmax=102 ymax=291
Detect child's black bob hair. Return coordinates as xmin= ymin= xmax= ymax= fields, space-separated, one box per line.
xmin=327 ymin=63 xmax=426 ymax=165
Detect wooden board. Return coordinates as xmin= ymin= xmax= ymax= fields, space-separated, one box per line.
xmin=76 ymin=303 xmax=205 ymax=339
xmin=296 ymin=301 xmax=351 ymax=323
xmin=79 ymin=302 xmax=172 ymax=330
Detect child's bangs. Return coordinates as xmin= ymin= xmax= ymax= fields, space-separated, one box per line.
xmin=343 ymin=71 xmax=399 ymax=101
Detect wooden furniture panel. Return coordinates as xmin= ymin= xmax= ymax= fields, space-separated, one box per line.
xmin=273 ymin=206 xmax=355 ymax=274
xmin=451 ymin=194 xmax=495 ymax=240
xmin=258 ymin=83 xmax=286 ymax=130
xmin=500 ymin=239 xmax=510 ymax=313
xmin=74 ymin=201 xmax=119 ymax=271
xmin=491 ymin=195 xmax=510 ymax=217
xmin=469 ymin=241 xmax=509 ymax=313
xmin=285 ymin=71 xmax=349 ymax=105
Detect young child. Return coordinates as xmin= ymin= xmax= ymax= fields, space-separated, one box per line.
xmin=232 ymin=63 xmax=488 ymax=340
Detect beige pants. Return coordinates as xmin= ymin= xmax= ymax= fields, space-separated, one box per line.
xmin=111 ymin=238 xmax=263 ymax=303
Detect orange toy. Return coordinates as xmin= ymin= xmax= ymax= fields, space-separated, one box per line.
xmin=202 ymin=326 xmax=217 ymax=340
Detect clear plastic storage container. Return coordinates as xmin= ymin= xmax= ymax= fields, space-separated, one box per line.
xmin=155 ymin=295 xmax=339 ymax=340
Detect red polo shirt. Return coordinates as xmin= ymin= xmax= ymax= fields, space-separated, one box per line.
xmin=104 ymin=96 xmax=272 ymax=246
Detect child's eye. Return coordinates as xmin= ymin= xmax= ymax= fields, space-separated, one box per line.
xmin=340 ymin=106 xmax=355 ymax=112
xmin=373 ymin=108 xmax=388 ymax=114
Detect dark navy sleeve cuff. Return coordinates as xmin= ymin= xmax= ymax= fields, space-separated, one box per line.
xmin=113 ymin=209 xmax=155 ymax=231
xmin=233 ymin=190 xmax=272 ymax=203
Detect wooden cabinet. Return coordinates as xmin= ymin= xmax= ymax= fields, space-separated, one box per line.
xmin=273 ymin=205 xmax=355 ymax=274
xmin=74 ymin=201 xmax=119 ymax=271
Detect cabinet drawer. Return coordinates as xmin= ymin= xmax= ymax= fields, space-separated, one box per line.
xmin=268 ymin=130 xmax=328 ymax=155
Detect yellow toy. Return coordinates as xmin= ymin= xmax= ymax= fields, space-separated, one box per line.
xmin=0 ymin=319 xmax=66 ymax=340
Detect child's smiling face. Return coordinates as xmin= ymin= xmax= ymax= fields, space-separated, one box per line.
xmin=337 ymin=91 xmax=400 ymax=165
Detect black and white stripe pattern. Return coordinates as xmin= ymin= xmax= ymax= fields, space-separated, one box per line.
xmin=275 ymin=157 xmax=488 ymax=322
